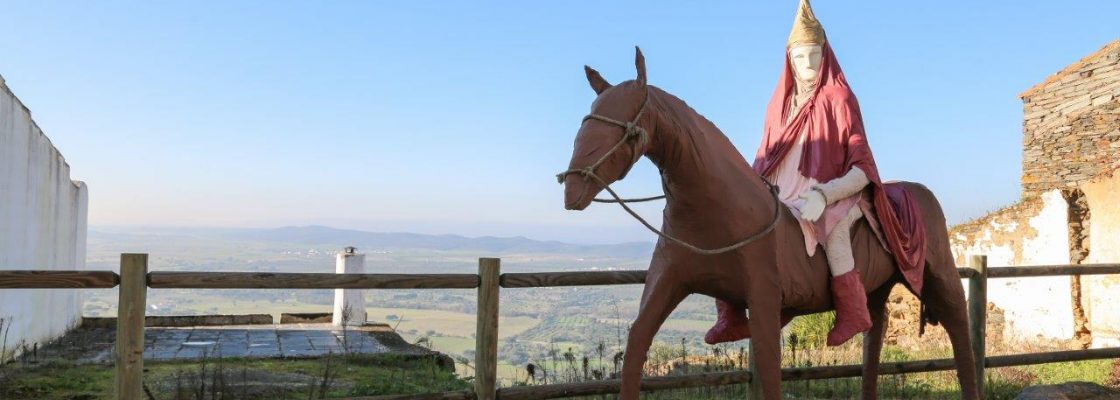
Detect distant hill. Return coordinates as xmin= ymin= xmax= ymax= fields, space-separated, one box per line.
xmin=226 ymin=225 xmax=654 ymax=256
xmin=89 ymin=225 xmax=654 ymax=258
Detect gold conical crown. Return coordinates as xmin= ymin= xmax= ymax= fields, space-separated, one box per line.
xmin=787 ymin=0 xmax=827 ymax=48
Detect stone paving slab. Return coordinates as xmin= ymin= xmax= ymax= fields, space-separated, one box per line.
xmin=144 ymin=326 xmax=392 ymax=361
xmin=33 ymin=323 xmax=430 ymax=364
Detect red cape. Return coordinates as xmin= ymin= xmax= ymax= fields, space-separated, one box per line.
xmin=752 ymin=43 xmax=927 ymax=294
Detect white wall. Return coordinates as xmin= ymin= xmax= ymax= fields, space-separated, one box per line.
xmin=0 ymin=74 xmax=88 ymax=359
xmin=951 ymin=190 xmax=1075 ymax=342
xmin=1082 ymin=173 xmax=1120 ymax=347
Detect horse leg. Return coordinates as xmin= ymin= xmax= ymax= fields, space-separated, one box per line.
xmin=861 ymin=282 xmax=894 ymax=400
xmin=618 ymin=277 xmax=688 ymax=400
xmin=747 ymin=283 xmax=783 ymax=400
xmin=922 ymin=261 xmax=980 ymax=400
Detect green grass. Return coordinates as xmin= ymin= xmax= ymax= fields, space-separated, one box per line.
xmin=545 ymin=358 xmax=1117 ymax=400
xmin=0 ymin=361 xmax=114 ymax=399
xmin=1014 ymin=359 xmax=1114 ymax=385
xmin=0 ymin=355 xmax=470 ymax=400
xmin=2 ymin=348 xmax=1113 ymax=400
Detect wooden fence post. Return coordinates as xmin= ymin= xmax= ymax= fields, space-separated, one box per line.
xmin=748 ymin=338 xmax=762 ymax=399
xmin=476 ymin=258 xmax=500 ymax=400
xmin=968 ymin=255 xmax=987 ymax=397
xmin=115 ymin=253 xmax=148 ymax=400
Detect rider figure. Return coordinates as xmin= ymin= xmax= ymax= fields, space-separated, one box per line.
xmin=706 ymin=0 xmax=885 ymax=346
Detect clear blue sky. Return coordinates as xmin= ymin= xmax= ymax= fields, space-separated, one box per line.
xmin=1 ymin=1 xmax=1116 ymax=243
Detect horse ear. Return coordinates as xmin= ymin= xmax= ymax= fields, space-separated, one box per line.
xmin=634 ymin=46 xmax=647 ymax=85
xmin=584 ymin=65 xmax=612 ymax=95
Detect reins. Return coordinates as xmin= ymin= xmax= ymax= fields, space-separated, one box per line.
xmin=556 ymin=89 xmax=783 ymax=256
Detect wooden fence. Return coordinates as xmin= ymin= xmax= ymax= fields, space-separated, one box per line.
xmin=4 ymin=254 xmax=1120 ymax=399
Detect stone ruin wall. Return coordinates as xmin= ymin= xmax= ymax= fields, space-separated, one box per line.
xmin=1021 ymin=41 xmax=1120 ymax=197
xmin=975 ymin=166 xmax=1120 ymax=350
xmin=918 ymin=40 xmax=1120 ymax=349
xmin=883 ymin=285 xmax=1006 ymax=350
xmin=945 ymin=191 xmax=1076 ymax=344
xmin=885 ymin=193 xmax=1070 ymax=349
xmin=1081 ymin=172 xmax=1120 ymax=347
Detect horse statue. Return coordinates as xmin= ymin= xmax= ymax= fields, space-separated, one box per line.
xmin=558 ymin=47 xmax=979 ymax=400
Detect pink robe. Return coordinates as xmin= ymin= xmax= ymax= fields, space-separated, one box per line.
xmin=753 ymin=42 xmax=928 ymax=294
xmin=767 ymin=117 xmax=862 ymax=258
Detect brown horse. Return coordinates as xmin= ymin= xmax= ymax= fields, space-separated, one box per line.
xmin=560 ymin=48 xmax=978 ymax=400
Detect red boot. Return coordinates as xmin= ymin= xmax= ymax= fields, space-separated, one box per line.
xmin=704 ymin=299 xmax=751 ymax=344
xmin=826 ymin=269 xmax=872 ymax=346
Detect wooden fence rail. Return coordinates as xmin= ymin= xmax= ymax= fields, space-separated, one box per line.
xmin=4 ymin=254 xmax=1120 ymax=400
xmin=986 ymin=264 xmax=1120 ymax=278
xmin=14 ymin=262 xmax=1120 ymax=289
xmin=499 ymin=270 xmax=646 ymax=288
xmin=0 ymin=270 xmax=119 ymax=288
xmin=147 ymin=271 xmax=480 ymax=289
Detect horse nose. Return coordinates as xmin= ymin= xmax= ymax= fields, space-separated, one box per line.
xmin=564 ymin=175 xmax=590 ymax=210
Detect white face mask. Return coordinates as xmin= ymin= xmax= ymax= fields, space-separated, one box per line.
xmin=788 ymin=44 xmax=823 ymax=83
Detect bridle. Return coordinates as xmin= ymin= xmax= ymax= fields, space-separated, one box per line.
xmin=556 ymin=87 xmax=784 ymax=256
xmin=555 ymin=91 xmax=653 ymax=187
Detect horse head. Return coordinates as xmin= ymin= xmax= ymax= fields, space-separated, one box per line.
xmin=561 ymin=47 xmax=653 ymax=211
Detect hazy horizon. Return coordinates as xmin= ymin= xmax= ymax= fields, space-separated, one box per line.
xmin=88 ymin=222 xmax=658 ymax=246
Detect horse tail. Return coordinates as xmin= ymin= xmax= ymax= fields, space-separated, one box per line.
xmin=918 ymin=297 xmax=940 ymax=336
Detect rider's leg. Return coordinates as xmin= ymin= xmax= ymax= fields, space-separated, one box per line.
xmin=825 ymin=206 xmax=872 ymax=346
xmin=704 ymin=299 xmax=795 ymax=344
xmin=705 ymin=298 xmax=751 ymax=344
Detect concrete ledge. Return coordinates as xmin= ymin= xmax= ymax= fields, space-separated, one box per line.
xmin=82 ymin=314 xmax=273 ymax=328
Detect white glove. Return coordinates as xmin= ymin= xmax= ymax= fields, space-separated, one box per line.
xmin=815 ymin=167 xmax=870 ymax=207
xmin=798 ymin=189 xmax=826 ymax=222
xmin=799 ymin=167 xmax=871 ymax=223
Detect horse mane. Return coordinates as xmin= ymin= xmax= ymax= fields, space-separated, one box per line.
xmin=646 ymin=84 xmax=763 ymax=187
xmin=648 ymin=85 xmax=720 ymax=144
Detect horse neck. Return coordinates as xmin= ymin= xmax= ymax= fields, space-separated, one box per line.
xmin=644 ymin=89 xmax=775 ymax=223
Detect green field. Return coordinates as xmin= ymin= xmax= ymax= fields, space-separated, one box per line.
xmin=369 ymin=307 xmax=538 ymax=339
xmin=598 ymin=316 xmax=714 ymax=332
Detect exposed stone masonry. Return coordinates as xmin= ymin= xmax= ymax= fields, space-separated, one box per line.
xmin=1064 ymin=189 xmax=1092 ymax=348
xmin=1020 ymin=41 xmax=1120 ymax=197
xmin=884 ymin=286 xmax=1005 ymax=349
xmin=949 ymin=197 xmax=1043 ymax=267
